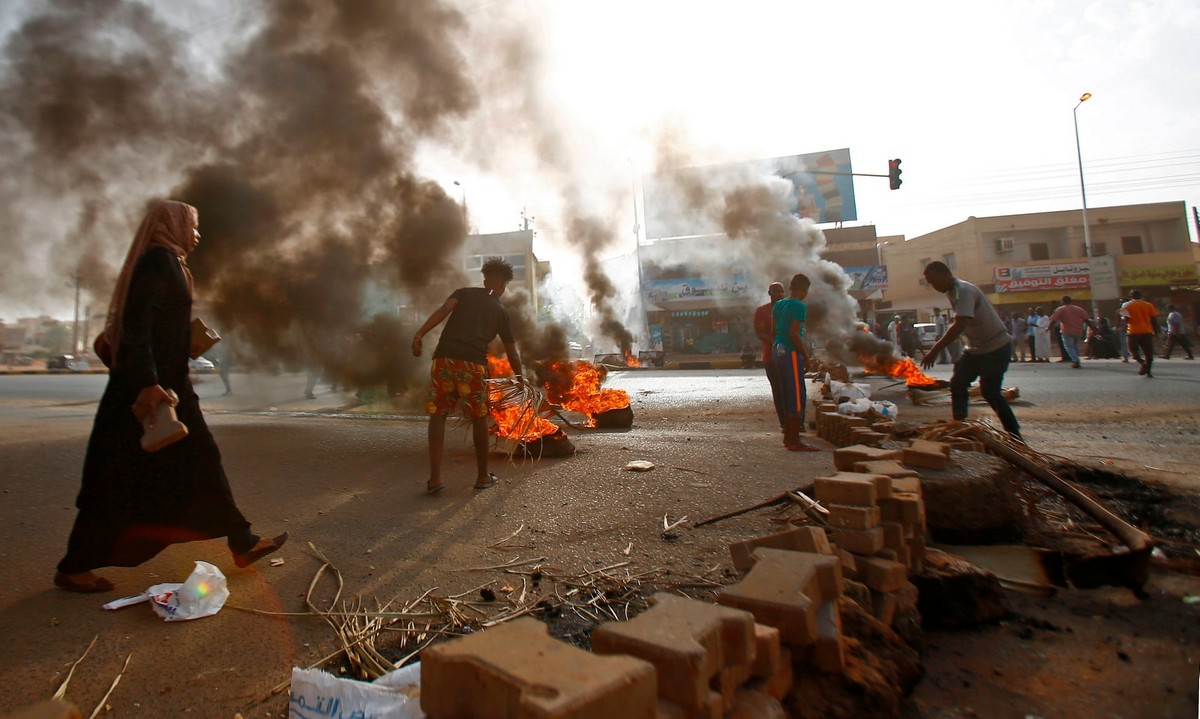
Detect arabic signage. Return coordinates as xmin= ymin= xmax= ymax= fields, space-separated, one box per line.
xmin=642 ymin=275 xmax=753 ymax=303
xmin=1088 ymin=256 xmax=1120 ymax=300
xmin=1119 ymin=264 xmax=1199 ymax=286
xmin=993 ymin=262 xmax=1090 ymax=293
xmin=642 ymin=148 xmax=858 ymax=239
xmin=842 ymin=265 xmax=889 ymax=291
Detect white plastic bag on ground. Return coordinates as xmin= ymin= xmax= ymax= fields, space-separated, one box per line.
xmin=836 ymin=397 xmax=873 ymax=415
xmin=871 ymin=400 xmax=899 ymax=420
xmin=828 ymin=380 xmax=872 ymax=402
xmin=148 ymin=560 xmax=229 ymax=621
xmin=289 ymin=664 xmax=424 ymax=719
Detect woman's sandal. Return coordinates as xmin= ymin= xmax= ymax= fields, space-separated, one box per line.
xmin=54 ymin=572 xmax=115 ymax=594
xmin=473 ymin=472 xmax=498 ymax=490
xmin=232 ymin=532 xmax=289 ymax=569
xmin=426 ymin=482 xmax=446 ymax=495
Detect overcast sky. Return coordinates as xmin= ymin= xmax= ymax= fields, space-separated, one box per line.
xmin=2 ymin=0 xmax=1198 ymax=321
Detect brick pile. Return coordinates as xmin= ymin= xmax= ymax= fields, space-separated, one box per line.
xmin=812 ymin=399 xmax=892 ymax=448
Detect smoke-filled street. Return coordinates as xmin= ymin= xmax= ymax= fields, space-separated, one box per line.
xmin=1 ymin=364 xmax=1198 ymax=717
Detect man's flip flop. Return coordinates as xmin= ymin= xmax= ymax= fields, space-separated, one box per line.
xmin=54 ymin=572 xmax=115 ymax=594
xmin=473 ymin=472 xmax=498 ymax=490
xmin=426 ymin=483 xmax=446 ymax=495
xmin=786 ymin=443 xmax=821 ymax=452
xmin=233 ymin=532 xmax=289 ymax=569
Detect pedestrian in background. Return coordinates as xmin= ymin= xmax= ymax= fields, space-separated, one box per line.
xmin=920 ymin=261 xmax=1022 ymax=442
xmin=1121 ymin=290 xmax=1159 ymax=378
xmin=934 ymin=307 xmax=952 ymax=364
xmin=1011 ymin=312 xmax=1028 ymax=362
xmin=1161 ymin=304 xmax=1195 ymax=360
xmin=1048 ymin=296 xmax=1091 ymax=369
xmin=773 ymin=273 xmax=818 ymax=452
xmin=1034 ymin=307 xmax=1051 ymax=361
xmin=1025 ymin=307 xmax=1039 ymax=361
xmin=56 ymin=200 xmax=286 ymax=594
xmin=1114 ymin=298 xmax=1131 ymax=363
xmin=412 ymin=257 xmax=523 ymax=494
xmin=753 ymin=282 xmax=787 ymax=434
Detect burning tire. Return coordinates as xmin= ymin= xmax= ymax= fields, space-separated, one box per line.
xmin=516 ymin=429 xmax=575 ymax=458
xmin=593 ymin=405 xmax=633 ymax=429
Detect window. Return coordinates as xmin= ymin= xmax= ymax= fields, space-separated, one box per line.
xmin=1029 ymin=243 xmax=1049 ymax=261
xmin=1121 ymin=236 xmax=1144 ymax=254
xmin=1089 ymin=241 xmax=1107 ymax=256
xmin=942 ymin=252 xmax=956 ymax=271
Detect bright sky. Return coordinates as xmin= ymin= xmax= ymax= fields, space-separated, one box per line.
xmin=467 ymin=0 xmax=1200 ymax=244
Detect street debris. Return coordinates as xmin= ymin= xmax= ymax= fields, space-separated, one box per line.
xmin=622 ymin=459 xmax=655 ymax=471
xmin=101 ymin=561 xmax=230 ymax=621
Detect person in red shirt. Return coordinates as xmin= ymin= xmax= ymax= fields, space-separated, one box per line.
xmin=753 ymin=282 xmax=787 ymax=434
xmin=1120 ymin=290 xmax=1160 ymax=378
xmin=1047 ymin=295 xmax=1092 ymax=368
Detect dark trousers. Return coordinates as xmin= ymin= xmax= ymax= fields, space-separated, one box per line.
xmin=764 ymin=362 xmax=786 ymax=430
xmin=1162 ymin=333 xmax=1194 ymax=359
xmin=1129 ymin=333 xmax=1156 ymax=372
xmin=951 ymin=343 xmax=1021 ymax=439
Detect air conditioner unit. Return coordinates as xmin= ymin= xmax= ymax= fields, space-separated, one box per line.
xmin=994 ymin=237 xmax=1014 ymax=253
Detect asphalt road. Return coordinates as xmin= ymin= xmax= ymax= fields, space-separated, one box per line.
xmin=0 ymin=359 xmax=1197 ymax=716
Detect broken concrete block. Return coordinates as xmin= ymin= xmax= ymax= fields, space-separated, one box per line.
xmin=829 ymin=526 xmax=885 ymax=556
xmin=813 ymin=473 xmax=881 ymax=507
xmin=889 ymin=476 xmax=922 ymax=495
xmin=825 ymin=504 xmax=882 ymax=531
xmin=728 ymin=526 xmax=832 ymax=573
xmin=851 ymin=459 xmax=920 ymax=479
xmin=421 ymin=617 xmax=657 ymax=718
xmin=716 ymin=549 xmax=843 ymax=649
xmin=833 ymin=445 xmax=905 ymax=471
xmin=590 ymin=593 xmax=753 ymax=714
xmin=856 ymin=556 xmax=909 ymax=592
xmin=812 ymin=600 xmax=846 ymax=673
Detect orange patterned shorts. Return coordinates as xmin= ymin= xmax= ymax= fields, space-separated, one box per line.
xmin=425 ymin=357 xmax=489 ymax=418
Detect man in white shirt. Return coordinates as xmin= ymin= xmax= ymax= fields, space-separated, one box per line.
xmin=1161 ymin=304 xmax=1195 ymax=360
xmin=920 ymin=262 xmax=1022 ymax=442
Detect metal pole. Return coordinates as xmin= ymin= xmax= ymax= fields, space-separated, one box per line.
xmin=1073 ymin=95 xmax=1097 ymax=321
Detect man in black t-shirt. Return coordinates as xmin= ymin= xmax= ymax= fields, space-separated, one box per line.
xmin=412 ymin=257 xmax=524 ymax=494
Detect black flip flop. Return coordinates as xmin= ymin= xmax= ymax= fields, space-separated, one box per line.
xmin=233 ymin=532 xmax=289 ymax=568
xmin=54 ymin=572 xmax=115 ymax=594
xmin=473 ymin=472 xmax=498 ymax=490
xmin=426 ymin=483 xmax=446 ymax=495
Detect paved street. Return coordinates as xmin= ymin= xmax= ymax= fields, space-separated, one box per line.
xmin=0 ymin=360 xmax=1197 ymax=716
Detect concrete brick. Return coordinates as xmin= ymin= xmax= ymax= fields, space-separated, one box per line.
xmin=2 ymin=701 xmax=82 ymax=719
xmin=832 ymin=445 xmax=904 ymax=471
xmin=421 ymin=617 xmax=657 ymax=719
xmin=856 ymin=556 xmax=909 ymax=592
xmin=713 ymin=660 xmax=754 ymax=707
xmin=836 ymin=548 xmax=858 ymax=581
xmin=889 ymin=476 xmax=923 ymax=495
xmin=716 ymin=549 xmax=842 ymax=649
xmin=813 ymin=473 xmax=881 ymax=507
xmin=830 ymin=526 xmax=885 ymax=555
xmin=757 ymin=647 xmax=793 ymax=701
xmin=902 ymin=439 xmax=950 ymax=470
xmin=812 ymin=601 xmax=846 ymax=673
xmin=908 ymin=531 xmax=927 ymax=564
xmin=825 ymin=504 xmax=881 ymax=531
xmin=875 ymin=548 xmax=898 ymax=562
xmin=895 ymin=581 xmax=920 ymax=613
xmin=881 ymin=521 xmax=907 ymax=552
xmin=871 ymin=589 xmax=898 ymax=626
xmin=750 ymin=624 xmax=782 ymax=679
xmin=818 ymin=412 xmax=842 ymax=441
xmin=728 ymin=527 xmax=832 ymax=572
xmin=850 ymin=430 xmax=887 ymax=447
xmin=724 ymin=688 xmax=787 ymax=718
xmin=842 ymin=579 xmax=872 ymax=612
xmin=851 ymin=459 xmax=920 ymax=480
xmin=880 ymin=492 xmax=924 ymax=522
xmin=590 ymin=593 xmax=754 ymax=714
xmin=871 ymin=420 xmax=896 ymax=434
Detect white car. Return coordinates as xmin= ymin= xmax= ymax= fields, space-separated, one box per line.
xmin=188 ymin=356 xmax=216 ymax=373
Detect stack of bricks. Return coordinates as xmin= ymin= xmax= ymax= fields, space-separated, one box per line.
xmin=814 ymin=407 xmax=888 ymax=448
xmin=813 ymin=447 xmax=932 ymax=628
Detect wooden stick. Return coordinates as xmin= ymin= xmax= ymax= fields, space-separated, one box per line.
xmin=52 ymin=634 xmax=98 ymax=700
xmin=695 ymin=480 xmax=815 ymax=527
xmin=87 ymin=653 xmax=131 ymax=719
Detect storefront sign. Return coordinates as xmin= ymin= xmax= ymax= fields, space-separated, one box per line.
xmin=994 ymin=262 xmax=1090 ymax=293
xmin=1118 ymin=264 xmax=1199 ymax=285
xmin=643 ymin=276 xmax=752 ymax=302
xmin=671 ymin=310 xmax=711 ymax=318
xmin=1088 ymin=256 xmax=1120 ymax=300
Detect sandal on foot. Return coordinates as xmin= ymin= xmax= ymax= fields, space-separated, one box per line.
xmin=786 ymin=442 xmax=821 ymax=452
xmin=54 ymin=572 xmax=115 ymax=594
xmin=233 ymin=532 xmax=289 ymax=569
xmin=473 ymin=472 xmax=498 ymax=490
xmin=426 ymin=482 xmax=446 ymax=495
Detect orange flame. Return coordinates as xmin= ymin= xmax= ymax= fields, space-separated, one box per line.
xmin=623 ymin=351 xmax=641 ymax=367
xmin=487 ymin=357 xmax=559 ymax=440
xmin=861 ymin=354 xmax=939 ymax=388
xmin=544 ymin=359 xmax=631 ymax=426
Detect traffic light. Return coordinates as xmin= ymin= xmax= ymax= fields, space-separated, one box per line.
xmin=888 ymin=159 xmax=903 ymax=190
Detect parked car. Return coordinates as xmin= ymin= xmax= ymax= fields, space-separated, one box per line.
xmin=913 ymin=323 xmax=940 ymax=350
xmin=47 ymin=354 xmax=90 ymax=371
xmin=189 ymin=356 xmax=216 ymax=373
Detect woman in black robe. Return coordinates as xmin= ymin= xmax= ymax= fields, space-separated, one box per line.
xmin=54 ymin=200 xmax=286 ymax=593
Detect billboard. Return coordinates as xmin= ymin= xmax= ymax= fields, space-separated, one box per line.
xmin=994 ymin=262 xmax=1090 ymax=293
xmin=842 ymin=265 xmax=889 ymax=291
xmin=642 ymin=148 xmax=858 ymax=240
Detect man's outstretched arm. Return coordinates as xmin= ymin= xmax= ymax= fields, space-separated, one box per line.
xmin=412 ymin=297 xmax=458 ymax=357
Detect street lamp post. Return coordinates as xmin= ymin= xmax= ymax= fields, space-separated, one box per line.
xmin=1073 ymin=92 xmax=1097 ymax=320
xmin=452 ymin=180 xmax=467 ymax=230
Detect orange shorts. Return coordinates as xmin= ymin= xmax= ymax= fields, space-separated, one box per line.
xmin=425 ymin=357 xmax=489 ymax=418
